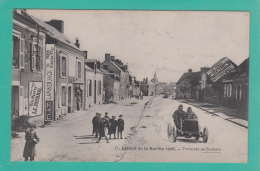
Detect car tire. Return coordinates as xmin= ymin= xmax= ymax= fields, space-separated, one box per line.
xmin=172 ymin=124 xmax=177 ymax=142
xmin=195 ymin=135 xmax=200 ymax=140
xmin=203 ymin=127 xmax=208 ymax=143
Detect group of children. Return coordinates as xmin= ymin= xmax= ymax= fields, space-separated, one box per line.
xmin=92 ymin=112 xmax=125 ymax=143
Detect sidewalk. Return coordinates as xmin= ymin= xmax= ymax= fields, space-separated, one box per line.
xmin=176 ymin=99 xmax=248 ymax=128
xmin=11 ymin=96 xmax=152 ymax=161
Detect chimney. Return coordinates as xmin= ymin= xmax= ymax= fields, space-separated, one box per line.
xmin=75 ymin=38 xmax=80 ymax=48
xmin=105 ymin=54 xmax=110 ymax=61
xmin=83 ymin=51 xmax=88 ymax=60
xmin=111 ymin=56 xmax=115 ymax=62
xmin=45 ymin=19 xmax=64 ymax=33
xmin=200 ymin=67 xmax=209 ymax=73
xmin=188 ymin=69 xmax=192 ymax=73
xmin=97 ymin=61 xmax=101 ymax=69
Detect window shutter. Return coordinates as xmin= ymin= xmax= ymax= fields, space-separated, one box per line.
xmin=60 ymin=55 xmax=62 ymax=77
xmin=19 ymin=86 xmax=24 ymax=116
xmin=76 ymin=59 xmax=78 ymax=79
xmin=40 ymin=46 xmax=43 ymax=71
xmin=19 ymin=38 xmax=25 ymax=69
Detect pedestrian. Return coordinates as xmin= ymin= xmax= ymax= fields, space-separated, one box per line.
xmin=185 ymin=107 xmax=198 ymax=120
xmin=108 ymin=116 xmax=117 ymax=139
xmin=117 ymin=115 xmax=124 ymax=139
xmin=104 ymin=112 xmax=110 ymax=120
xmin=172 ymin=104 xmax=186 ymax=134
xmin=104 ymin=112 xmax=110 ymax=134
xmin=96 ymin=118 xmax=109 ymax=143
xmin=23 ymin=123 xmax=40 ymax=161
xmin=92 ymin=113 xmax=99 ymax=137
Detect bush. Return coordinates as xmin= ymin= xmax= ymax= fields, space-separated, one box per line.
xmin=11 ymin=115 xmax=30 ymax=132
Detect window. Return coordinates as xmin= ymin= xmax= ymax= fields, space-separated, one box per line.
xmin=236 ymin=84 xmax=242 ymax=100
xmin=31 ymin=38 xmax=43 ymax=71
xmin=12 ymin=36 xmax=20 ymax=68
xmin=60 ymin=56 xmax=67 ymax=77
xmin=103 ymin=65 xmax=108 ymax=71
xmin=98 ymin=81 xmax=102 ymax=95
xmin=244 ymin=84 xmax=248 ymax=100
xmin=61 ymin=86 xmax=66 ymax=106
xmin=77 ymin=61 xmax=81 ymax=78
xmin=224 ymin=84 xmax=227 ymax=97
xmin=12 ymin=34 xmax=25 ymax=69
xmin=227 ymin=84 xmax=232 ymax=97
xmin=89 ymin=80 xmax=92 ymax=96
xmin=94 ymin=63 xmax=97 ymax=74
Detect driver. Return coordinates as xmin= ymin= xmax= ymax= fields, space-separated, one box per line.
xmin=172 ymin=104 xmax=186 ymax=133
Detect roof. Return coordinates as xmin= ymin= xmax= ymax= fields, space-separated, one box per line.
xmin=110 ymin=60 xmax=125 ymax=72
xmin=100 ymin=69 xmax=117 ymax=81
xmin=31 ymin=16 xmax=82 ymax=51
xmin=85 ymin=65 xmax=103 ymax=74
xmin=86 ymin=59 xmax=98 ymax=63
xmin=223 ymin=58 xmax=249 ymax=81
xmin=177 ymin=72 xmax=201 ymax=85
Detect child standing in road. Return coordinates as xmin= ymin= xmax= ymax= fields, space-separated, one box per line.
xmin=117 ymin=115 xmax=124 ymax=139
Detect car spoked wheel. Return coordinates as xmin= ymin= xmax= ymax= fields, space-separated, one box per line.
xmin=172 ymin=125 xmax=177 ymax=142
xmin=167 ymin=123 xmax=173 ymax=142
xmin=203 ymin=127 xmax=208 ymax=143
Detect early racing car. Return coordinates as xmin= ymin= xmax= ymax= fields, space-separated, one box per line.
xmin=167 ymin=118 xmax=208 ymax=143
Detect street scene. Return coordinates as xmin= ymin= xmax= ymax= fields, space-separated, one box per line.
xmin=11 ymin=10 xmax=249 ymax=162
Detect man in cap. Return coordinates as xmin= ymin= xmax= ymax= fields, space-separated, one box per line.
xmin=172 ymin=104 xmax=186 ymax=134
xmin=92 ymin=113 xmax=100 ymax=137
xmin=23 ymin=123 xmax=40 ymax=161
xmin=117 ymin=115 xmax=124 ymax=139
xmin=96 ymin=117 xmax=109 ymax=143
xmin=108 ymin=116 xmax=117 ymax=139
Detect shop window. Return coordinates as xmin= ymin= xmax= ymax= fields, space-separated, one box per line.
xmin=227 ymin=84 xmax=232 ymax=97
xmin=77 ymin=61 xmax=81 ymax=78
xmin=89 ymin=80 xmax=92 ymax=96
xmin=62 ymin=86 xmax=66 ymax=106
xmin=236 ymin=84 xmax=242 ymax=100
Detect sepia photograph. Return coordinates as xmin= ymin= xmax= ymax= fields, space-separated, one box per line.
xmin=10 ymin=9 xmax=249 ymax=162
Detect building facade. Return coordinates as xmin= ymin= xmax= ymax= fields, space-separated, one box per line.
xmin=84 ymin=59 xmax=104 ymax=108
xmin=101 ymin=54 xmax=129 ymax=100
xmin=12 ymin=9 xmax=46 ymax=126
xmin=33 ymin=17 xmax=86 ymax=121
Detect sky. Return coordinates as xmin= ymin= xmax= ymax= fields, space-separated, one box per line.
xmin=26 ymin=10 xmax=250 ymax=83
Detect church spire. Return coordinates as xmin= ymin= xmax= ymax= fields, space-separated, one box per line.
xmin=153 ymin=71 xmax=158 ymax=83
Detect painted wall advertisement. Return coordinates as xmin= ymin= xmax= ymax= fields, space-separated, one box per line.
xmin=45 ymin=44 xmax=56 ymax=121
xmin=206 ymin=57 xmax=235 ymax=82
xmin=29 ymin=82 xmax=43 ymax=116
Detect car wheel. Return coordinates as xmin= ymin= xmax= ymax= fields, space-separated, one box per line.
xmin=167 ymin=123 xmax=173 ymax=139
xmin=195 ymin=135 xmax=200 ymax=140
xmin=203 ymin=127 xmax=208 ymax=143
xmin=172 ymin=124 xmax=177 ymax=142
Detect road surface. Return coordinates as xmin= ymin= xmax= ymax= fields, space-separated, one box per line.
xmin=11 ymin=96 xmax=247 ymax=162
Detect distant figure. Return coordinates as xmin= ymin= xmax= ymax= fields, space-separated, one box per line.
xmin=92 ymin=113 xmax=100 ymax=137
xmin=185 ymin=107 xmax=198 ymax=120
xmin=117 ymin=115 xmax=124 ymax=139
xmin=172 ymin=104 xmax=186 ymax=133
xmin=108 ymin=116 xmax=117 ymax=139
xmin=23 ymin=123 xmax=40 ymax=161
xmin=96 ymin=118 xmax=109 ymax=143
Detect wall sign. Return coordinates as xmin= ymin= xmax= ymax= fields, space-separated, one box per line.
xmin=29 ymin=82 xmax=43 ymax=116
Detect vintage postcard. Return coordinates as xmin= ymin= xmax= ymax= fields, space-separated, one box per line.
xmin=11 ymin=9 xmax=249 ymax=162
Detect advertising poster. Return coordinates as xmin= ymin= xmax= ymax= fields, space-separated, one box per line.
xmin=28 ymin=82 xmax=43 ymax=116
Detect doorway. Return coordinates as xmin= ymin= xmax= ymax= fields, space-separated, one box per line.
xmin=94 ymin=80 xmax=96 ymax=104
xmin=11 ymin=86 xmax=19 ymax=116
xmin=68 ymin=86 xmax=71 ymax=113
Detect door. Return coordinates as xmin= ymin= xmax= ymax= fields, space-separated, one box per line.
xmin=94 ymin=80 xmax=96 ymax=104
xmin=68 ymin=86 xmax=71 ymax=113
xmin=11 ymin=86 xmax=19 ymax=117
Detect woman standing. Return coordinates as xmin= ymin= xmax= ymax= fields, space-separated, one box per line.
xmin=23 ymin=123 xmax=40 ymax=161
